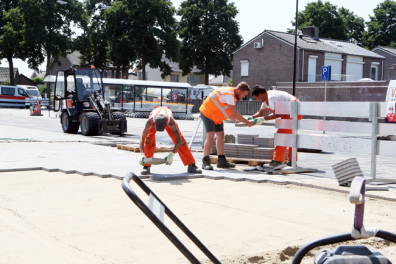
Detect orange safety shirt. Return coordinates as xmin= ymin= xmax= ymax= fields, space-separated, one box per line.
xmin=149 ymin=106 xmax=172 ymax=125
xmin=199 ymin=87 xmax=236 ymax=125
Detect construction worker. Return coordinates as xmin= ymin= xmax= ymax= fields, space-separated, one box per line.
xmin=139 ymin=106 xmax=202 ymax=175
xmin=200 ymin=82 xmax=254 ymax=170
xmin=250 ymin=85 xmax=303 ymax=167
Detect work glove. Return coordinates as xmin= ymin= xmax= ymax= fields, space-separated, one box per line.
xmin=139 ymin=153 xmax=146 ymax=165
xmin=253 ymin=117 xmax=265 ymax=126
xmin=165 ymin=152 xmax=175 ymax=166
xmin=246 ymin=116 xmax=253 ymax=121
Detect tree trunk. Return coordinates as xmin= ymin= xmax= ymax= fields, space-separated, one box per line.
xmin=7 ymin=54 xmax=15 ymax=86
xmin=142 ymin=55 xmax=146 ymax=80
xmin=46 ymin=52 xmax=51 ymax=76
xmin=204 ymin=70 xmax=209 ymax=85
xmin=116 ymin=65 xmax=121 ymax=79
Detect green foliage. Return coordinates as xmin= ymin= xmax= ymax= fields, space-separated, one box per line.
xmin=177 ymin=0 xmax=243 ymax=85
xmin=288 ymin=0 xmax=365 ymax=44
xmin=131 ymin=0 xmax=180 ymax=80
xmin=0 ymin=7 xmax=26 ymax=85
xmin=38 ymin=85 xmax=47 ymax=97
xmin=1 ymin=82 xmax=11 ymax=85
xmin=365 ymin=0 xmax=396 ymax=49
xmin=19 ymin=0 xmax=81 ymax=72
xmin=32 ymin=77 xmax=44 ymax=85
xmin=228 ymin=79 xmax=232 ymax=86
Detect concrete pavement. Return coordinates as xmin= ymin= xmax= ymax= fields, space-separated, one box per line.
xmin=1 ymin=108 xmax=396 ymax=199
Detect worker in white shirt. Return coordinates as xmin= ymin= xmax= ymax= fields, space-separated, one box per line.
xmin=250 ymin=85 xmax=302 ymax=167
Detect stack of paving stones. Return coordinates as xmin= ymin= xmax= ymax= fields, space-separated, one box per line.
xmin=253 ymin=137 xmax=274 ymax=148
xmin=236 ymin=144 xmax=259 ymax=158
xmin=237 ymin=134 xmax=259 ymax=144
xmin=224 ymin=143 xmax=238 ymax=157
xmin=332 ymin=158 xmax=364 ymax=186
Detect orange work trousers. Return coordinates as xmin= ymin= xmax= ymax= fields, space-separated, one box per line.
xmin=273 ymin=106 xmax=303 ymax=162
xmin=143 ymin=122 xmax=195 ymax=167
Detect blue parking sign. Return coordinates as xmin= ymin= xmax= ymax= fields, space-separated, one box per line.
xmin=322 ymin=66 xmax=331 ymax=81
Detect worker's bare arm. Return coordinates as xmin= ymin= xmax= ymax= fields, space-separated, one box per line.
xmin=169 ymin=118 xmax=182 ymax=153
xmin=228 ymin=105 xmax=254 ymax=127
xmin=252 ymin=109 xmax=267 ymax=118
xmin=264 ymin=113 xmax=282 ymax=120
xmin=139 ymin=119 xmax=154 ymax=152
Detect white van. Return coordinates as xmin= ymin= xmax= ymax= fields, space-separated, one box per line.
xmin=17 ymin=85 xmax=42 ymax=99
xmin=189 ymin=85 xmax=217 ymax=100
xmin=0 ymin=85 xmax=32 ymax=108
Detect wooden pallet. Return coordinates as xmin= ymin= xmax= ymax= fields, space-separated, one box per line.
xmin=116 ymin=144 xmax=173 ymax=153
xmin=209 ymin=156 xmax=271 ymax=166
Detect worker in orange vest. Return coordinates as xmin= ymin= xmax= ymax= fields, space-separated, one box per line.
xmin=250 ymin=85 xmax=303 ymax=167
xmin=199 ymin=82 xmax=254 ymax=170
xmin=139 ymin=106 xmax=202 ymax=175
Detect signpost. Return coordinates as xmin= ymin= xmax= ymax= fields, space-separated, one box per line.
xmin=321 ymin=66 xmax=331 ymax=133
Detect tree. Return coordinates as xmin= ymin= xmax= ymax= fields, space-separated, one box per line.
xmin=0 ymin=7 xmax=25 ymax=85
xmin=19 ymin=0 xmax=81 ymax=75
xmin=287 ymin=0 xmax=365 ymax=44
xmin=0 ymin=0 xmax=21 ymax=84
xmin=177 ymin=0 xmax=242 ymax=85
xmin=103 ymin=0 xmax=136 ymax=78
xmin=130 ymin=0 xmax=180 ymax=80
xmin=365 ymin=0 xmax=396 ymax=49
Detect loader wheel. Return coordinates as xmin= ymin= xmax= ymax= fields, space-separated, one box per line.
xmin=61 ymin=111 xmax=79 ymax=134
xmin=81 ymin=112 xmax=99 ymax=136
xmin=111 ymin=112 xmax=126 ymax=135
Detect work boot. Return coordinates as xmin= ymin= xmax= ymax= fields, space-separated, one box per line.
xmin=217 ymin=156 xmax=235 ymax=168
xmin=141 ymin=166 xmax=151 ymax=175
xmin=287 ymin=161 xmax=292 ymax=167
xmin=187 ymin=163 xmax=202 ymax=174
xmin=202 ymin=156 xmax=213 ymax=170
xmin=269 ymin=160 xmax=282 ymax=167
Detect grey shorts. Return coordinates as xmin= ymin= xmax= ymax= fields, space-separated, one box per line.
xmin=200 ymin=112 xmax=224 ymax=133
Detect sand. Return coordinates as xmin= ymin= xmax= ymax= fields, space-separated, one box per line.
xmin=0 ymin=171 xmax=395 ymax=264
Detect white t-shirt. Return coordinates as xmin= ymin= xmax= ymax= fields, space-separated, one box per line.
xmin=260 ymin=91 xmax=296 ymax=111
xmin=218 ymin=94 xmax=235 ymax=105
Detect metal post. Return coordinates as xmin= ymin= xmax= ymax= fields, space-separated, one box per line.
xmin=292 ymin=0 xmax=299 ymax=96
xmin=323 ymin=81 xmax=327 ymax=134
xmin=370 ymin=102 xmax=378 ymax=180
xmin=160 ymin=88 xmax=163 ymax=107
xmin=47 ymin=82 xmax=50 ymax=117
xmin=188 ymin=117 xmax=202 ymax=150
xmin=291 ymin=101 xmax=298 ymax=168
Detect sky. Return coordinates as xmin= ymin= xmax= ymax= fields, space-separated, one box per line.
xmin=1 ymin=0 xmax=386 ymax=78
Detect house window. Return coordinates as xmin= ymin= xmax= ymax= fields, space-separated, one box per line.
xmin=189 ymin=74 xmax=202 ymax=85
xmin=170 ymin=74 xmax=179 ymax=82
xmin=346 ymin=56 xmax=364 ymax=81
xmin=324 ymin=53 xmax=343 ymax=81
xmin=308 ymin=55 xmax=318 ymax=82
xmin=370 ymin=62 xmax=380 ymax=81
xmin=241 ymin=60 xmax=249 ymax=77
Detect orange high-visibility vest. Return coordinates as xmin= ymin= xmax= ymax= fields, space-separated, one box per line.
xmin=199 ymin=87 xmax=236 ymax=125
xmin=149 ymin=106 xmax=172 ymax=125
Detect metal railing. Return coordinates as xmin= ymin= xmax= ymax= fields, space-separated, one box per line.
xmin=274 ymin=101 xmax=396 ymax=183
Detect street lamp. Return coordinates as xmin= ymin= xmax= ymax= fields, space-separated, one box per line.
xmin=292 ymin=0 xmax=299 ymax=96
xmin=57 ymin=1 xmax=110 ymax=67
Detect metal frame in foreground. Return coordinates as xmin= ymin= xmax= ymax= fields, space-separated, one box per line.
xmin=121 ymin=172 xmax=221 ymax=264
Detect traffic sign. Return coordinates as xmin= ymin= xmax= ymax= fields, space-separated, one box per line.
xmin=321 ymin=66 xmax=331 ymax=81
xmin=187 ymin=94 xmax=192 ymax=101
xmin=171 ymin=93 xmax=178 ymax=101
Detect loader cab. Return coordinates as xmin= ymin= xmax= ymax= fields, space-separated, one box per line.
xmin=53 ymin=67 xmax=104 ymax=115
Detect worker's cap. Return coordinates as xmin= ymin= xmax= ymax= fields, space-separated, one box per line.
xmin=155 ymin=114 xmax=167 ymax=132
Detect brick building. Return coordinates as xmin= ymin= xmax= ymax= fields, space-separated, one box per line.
xmin=371 ymin=46 xmax=396 ymax=81
xmin=48 ymin=51 xmax=129 ymax=78
xmin=232 ymin=27 xmax=385 ymax=94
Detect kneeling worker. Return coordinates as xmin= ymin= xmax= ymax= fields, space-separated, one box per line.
xmin=200 ymin=82 xmax=254 ymax=170
xmin=250 ymin=85 xmax=302 ymax=167
xmin=139 ymin=106 xmax=202 ymax=175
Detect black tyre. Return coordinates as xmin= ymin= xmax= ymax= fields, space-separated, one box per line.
xmin=111 ymin=112 xmax=126 ymax=135
xmin=80 ymin=112 xmax=100 ymax=136
xmin=61 ymin=111 xmax=80 ymax=133
xmin=112 ymin=112 xmax=126 ymax=120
